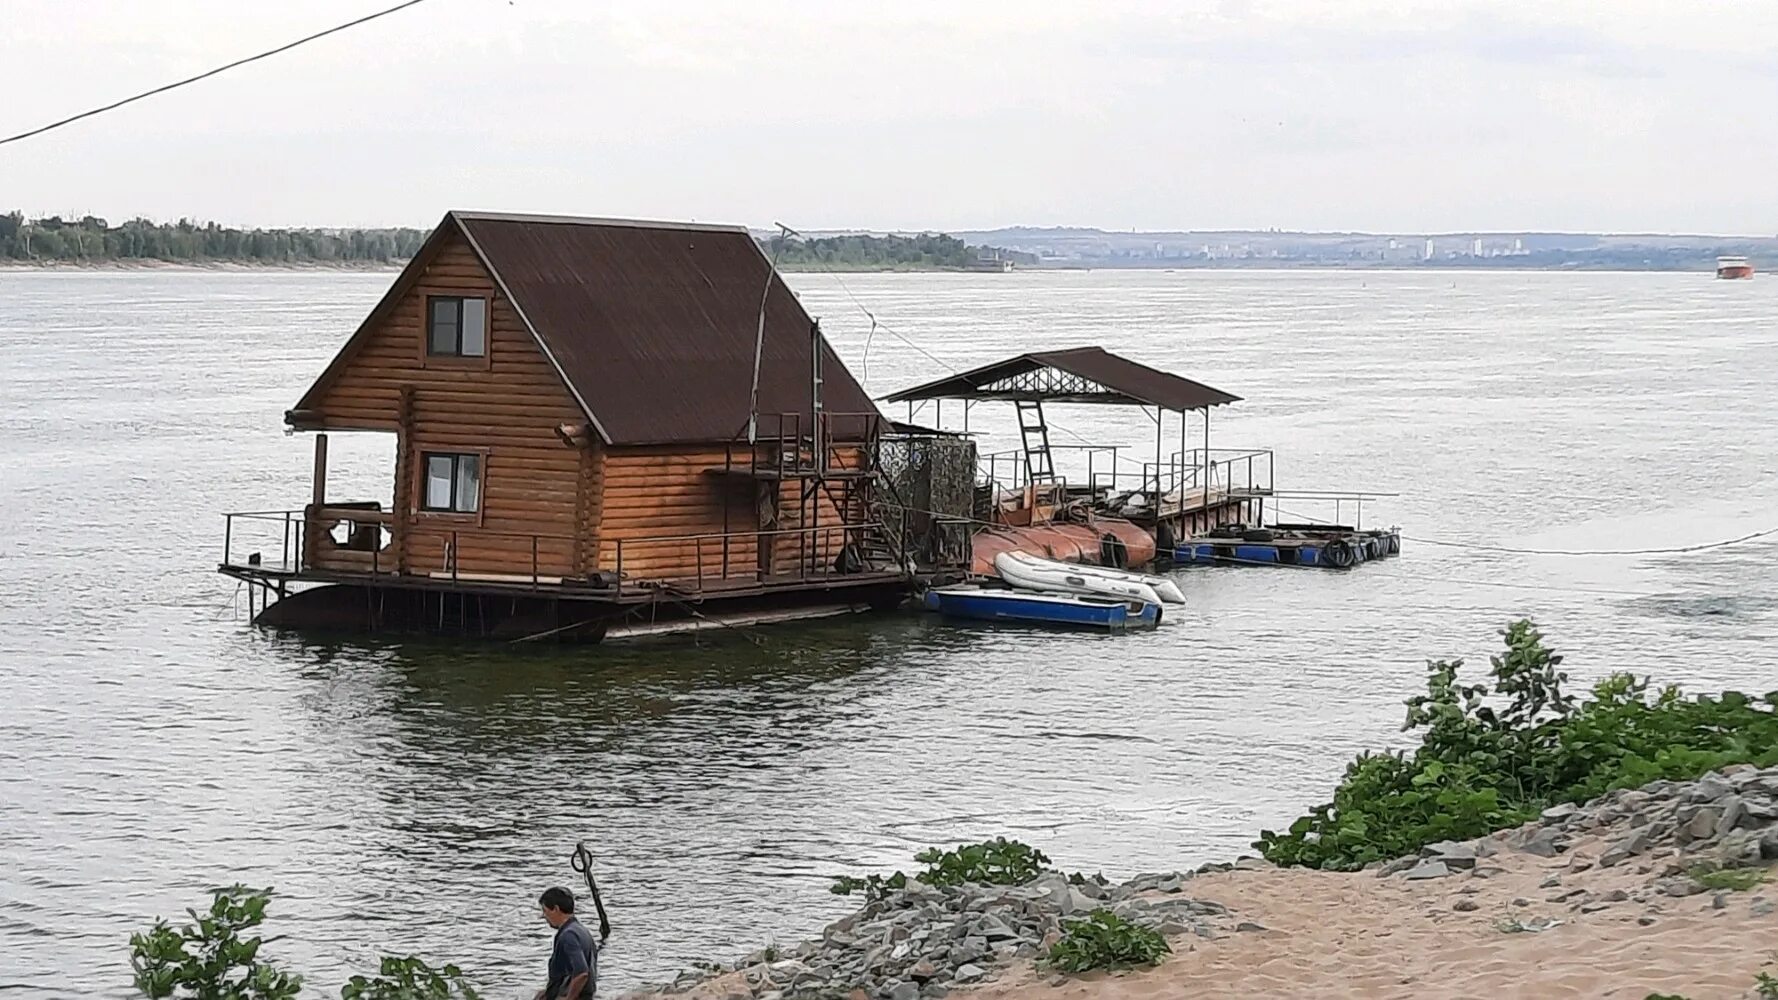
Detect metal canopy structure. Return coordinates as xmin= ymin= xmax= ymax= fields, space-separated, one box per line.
xmin=881 ymin=346 xmax=1240 ymax=410
xmin=883 ymin=346 xmax=1249 ymax=523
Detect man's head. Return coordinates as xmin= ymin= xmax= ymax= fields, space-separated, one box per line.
xmin=539 ymin=886 xmax=576 ymax=928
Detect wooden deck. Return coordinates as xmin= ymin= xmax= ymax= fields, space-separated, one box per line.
xmin=219 ymin=559 xmax=909 ymax=605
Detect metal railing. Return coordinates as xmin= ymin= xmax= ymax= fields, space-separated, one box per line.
xmin=978 ymin=444 xmax=1122 ymax=493
xmin=1264 ymin=490 xmax=1399 ymax=531
xmin=727 ymin=410 xmax=886 ymax=481
xmin=222 ymin=507 xmax=578 ymax=590
xmin=600 ymin=519 xmax=903 ymax=592
xmin=223 ymin=507 xmax=907 ymax=596
xmin=975 ymin=445 xmax=1272 ymax=509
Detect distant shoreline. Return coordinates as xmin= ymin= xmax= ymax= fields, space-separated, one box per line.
xmin=0 ymin=259 xmax=1746 ymax=275
xmin=0 ymin=258 xmax=406 ymax=273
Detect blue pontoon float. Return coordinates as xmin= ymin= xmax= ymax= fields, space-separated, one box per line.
xmin=1175 ymin=523 xmax=1402 ymax=569
xmin=923 ymin=585 xmax=1161 ymax=631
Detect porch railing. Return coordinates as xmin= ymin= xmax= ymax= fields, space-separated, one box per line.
xmin=598 ymin=519 xmax=904 ymax=592
xmin=978 ymin=444 xmax=1122 ymax=493
xmin=221 ymin=509 xmax=907 ymax=595
xmin=974 ymin=445 xmax=1274 ymax=514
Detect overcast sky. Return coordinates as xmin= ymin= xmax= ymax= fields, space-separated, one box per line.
xmin=4 ymin=0 xmax=1776 ymax=234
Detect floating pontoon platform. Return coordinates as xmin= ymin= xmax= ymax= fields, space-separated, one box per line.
xmin=1175 ymin=524 xmax=1402 ymax=569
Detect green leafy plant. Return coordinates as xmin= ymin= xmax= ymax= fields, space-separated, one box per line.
xmin=1643 ymin=993 xmax=1690 ymax=1000
xmin=1255 ymin=621 xmax=1778 ymax=870
xmin=828 ymin=871 xmax=909 ymax=901
xmin=340 ymin=956 xmax=480 ymax=1000
xmin=1045 ymin=910 xmax=1170 ymax=973
xmin=1756 ymin=971 xmax=1778 ymax=999
xmin=128 ymin=885 xmax=303 ymax=1000
xmin=914 ymin=838 xmax=1051 ymax=887
xmin=1688 ymin=865 xmax=1770 ymax=892
xmin=830 ymin=838 xmax=1051 ymax=898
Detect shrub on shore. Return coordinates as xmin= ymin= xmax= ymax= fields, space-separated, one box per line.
xmin=129 ymin=886 xmax=302 ymax=1000
xmin=831 ymin=837 xmax=1052 ymax=899
xmin=129 ymin=887 xmax=478 ymax=999
xmin=1045 ymin=910 xmax=1170 ymax=973
xmin=1256 ymin=620 xmax=1778 ymax=870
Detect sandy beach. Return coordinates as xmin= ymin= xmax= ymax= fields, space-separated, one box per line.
xmin=631 ymin=766 xmax=1778 ymax=1000
xmin=971 ymin=833 xmax=1776 ymax=1000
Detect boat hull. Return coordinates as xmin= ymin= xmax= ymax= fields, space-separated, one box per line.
xmin=1000 ymin=550 xmax=1186 ymax=604
xmin=994 ymin=552 xmax=1164 ymax=605
xmin=1718 ymin=266 xmax=1755 ymax=280
xmin=923 ymin=587 xmax=1158 ymax=631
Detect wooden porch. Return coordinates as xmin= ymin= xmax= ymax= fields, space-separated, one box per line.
xmin=220 ymin=507 xmax=911 ymax=607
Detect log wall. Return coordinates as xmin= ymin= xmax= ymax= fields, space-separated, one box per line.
xmin=597 ymin=444 xmax=867 ymax=583
xmin=300 ymin=231 xmax=585 ymax=579
xmin=297 ymin=227 xmax=879 ymax=587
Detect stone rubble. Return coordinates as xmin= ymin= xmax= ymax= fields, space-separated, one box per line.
xmin=1376 ymin=763 xmax=1778 ymax=920
xmin=630 ymin=766 xmax=1778 ymax=999
xmin=622 ymin=869 xmax=1246 ymax=1000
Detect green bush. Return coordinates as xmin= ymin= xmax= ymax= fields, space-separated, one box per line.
xmin=829 ymin=871 xmax=909 ymax=901
xmin=131 ymin=888 xmax=482 ymax=999
xmin=129 ymin=886 xmax=303 ymax=1000
xmin=1045 ymin=910 xmax=1170 ymax=973
xmin=914 ymin=838 xmax=1051 ymax=887
xmin=831 ymin=838 xmax=1051 ymax=898
xmin=1256 ymin=620 xmax=1778 ymax=870
xmin=341 ymin=956 xmax=481 ymax=1000
xmin=1689 ymin=866 xmax=1770 ymax=892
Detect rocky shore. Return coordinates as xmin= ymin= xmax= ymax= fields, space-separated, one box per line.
xmin=623 ymin=764 xmax=1778 ymax=1000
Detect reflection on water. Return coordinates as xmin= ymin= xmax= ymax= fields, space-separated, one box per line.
xmin=4 ymin=269 xmax=1778 ymax=996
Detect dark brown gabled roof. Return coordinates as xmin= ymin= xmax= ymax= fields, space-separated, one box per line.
xmin=882 ymin=346 xmax=1240 ymax=411
xmin=296 ymin=211 xmax=879 ymax=446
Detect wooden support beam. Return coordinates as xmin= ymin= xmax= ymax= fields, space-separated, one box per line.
xmin=312 ymin=433 xmax=329 ymax=506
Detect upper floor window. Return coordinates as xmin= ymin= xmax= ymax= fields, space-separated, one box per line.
xmin=427 ymin=296 xmax=487 ymax=357
xmin=421 ymin=452 xmax=482 ymax=514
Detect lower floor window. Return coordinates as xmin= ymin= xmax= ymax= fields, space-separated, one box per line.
xmin=422 ymin=452 xmax=482 ymax=513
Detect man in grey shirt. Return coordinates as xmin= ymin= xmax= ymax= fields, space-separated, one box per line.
xmin=537 ymin=886 xmax=597 ymax=1000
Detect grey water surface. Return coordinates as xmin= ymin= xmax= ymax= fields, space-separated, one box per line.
xmin=4 ymin=268 xmax=1776 ymax=997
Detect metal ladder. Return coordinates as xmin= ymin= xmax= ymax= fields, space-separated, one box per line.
xmin=1015 ymin=400 xmax=1057 ymax=488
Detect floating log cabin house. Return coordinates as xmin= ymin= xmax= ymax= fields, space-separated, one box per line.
xmin=221 ymin=211 xmax=933 ymax=640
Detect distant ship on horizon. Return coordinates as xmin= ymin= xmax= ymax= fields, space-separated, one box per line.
xmin=1717 ymin=255 xmax=1755 ymax=279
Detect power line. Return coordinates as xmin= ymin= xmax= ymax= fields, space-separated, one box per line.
xmin=808 ymin=280 xmax=1754 ymax=584
xmin=872 ymin=497 xmax=1662 ymax=599
xmin=1280 ymin=501 xmax=1778 ymax=555
xmin=1403 ymin=525 xmax=1778 ymax=557
xmin=0 ymin=0 xmax=434 ymax=147
xmin=802 ymin=261 xmax=1152 ymax=471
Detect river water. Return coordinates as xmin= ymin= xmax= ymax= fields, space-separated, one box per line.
xmin=4 ymin=268 xmax=1776 ymax=997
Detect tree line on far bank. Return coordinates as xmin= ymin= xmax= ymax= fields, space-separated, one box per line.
xmin=1 ymin=212 xmax=427 ymax=264
xmin=1 ymin=211 xmax=1019 ymax=269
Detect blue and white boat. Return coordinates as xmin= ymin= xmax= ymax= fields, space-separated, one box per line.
xmin=922 ymin=585 xmax=1161 ymax=631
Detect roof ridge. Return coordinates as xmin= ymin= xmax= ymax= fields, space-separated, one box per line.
xmin=449 ymin=210 xmax=749 ymax=235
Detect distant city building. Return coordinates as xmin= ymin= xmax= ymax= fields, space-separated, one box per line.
xmin=1471 ymin=238 xmax=1484 ymax=257
xmin=965 ymin=249 xmax=1014 ymax=273
xmin=1423 ymin=239 xmax=1435 ymax=260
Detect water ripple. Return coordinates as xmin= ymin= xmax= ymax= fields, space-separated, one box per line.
xmin=3 ymin=269 xmax=1777 ymax=996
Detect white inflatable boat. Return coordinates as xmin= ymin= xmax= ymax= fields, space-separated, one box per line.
xmin=994 ymin=551 xmax=1164 ymax=607
xmin=999 ymin=550 xmax=1186 ymax=604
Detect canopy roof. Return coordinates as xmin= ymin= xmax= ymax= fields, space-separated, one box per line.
xmin=882 ymin=346 xmax=1240 ymax=411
